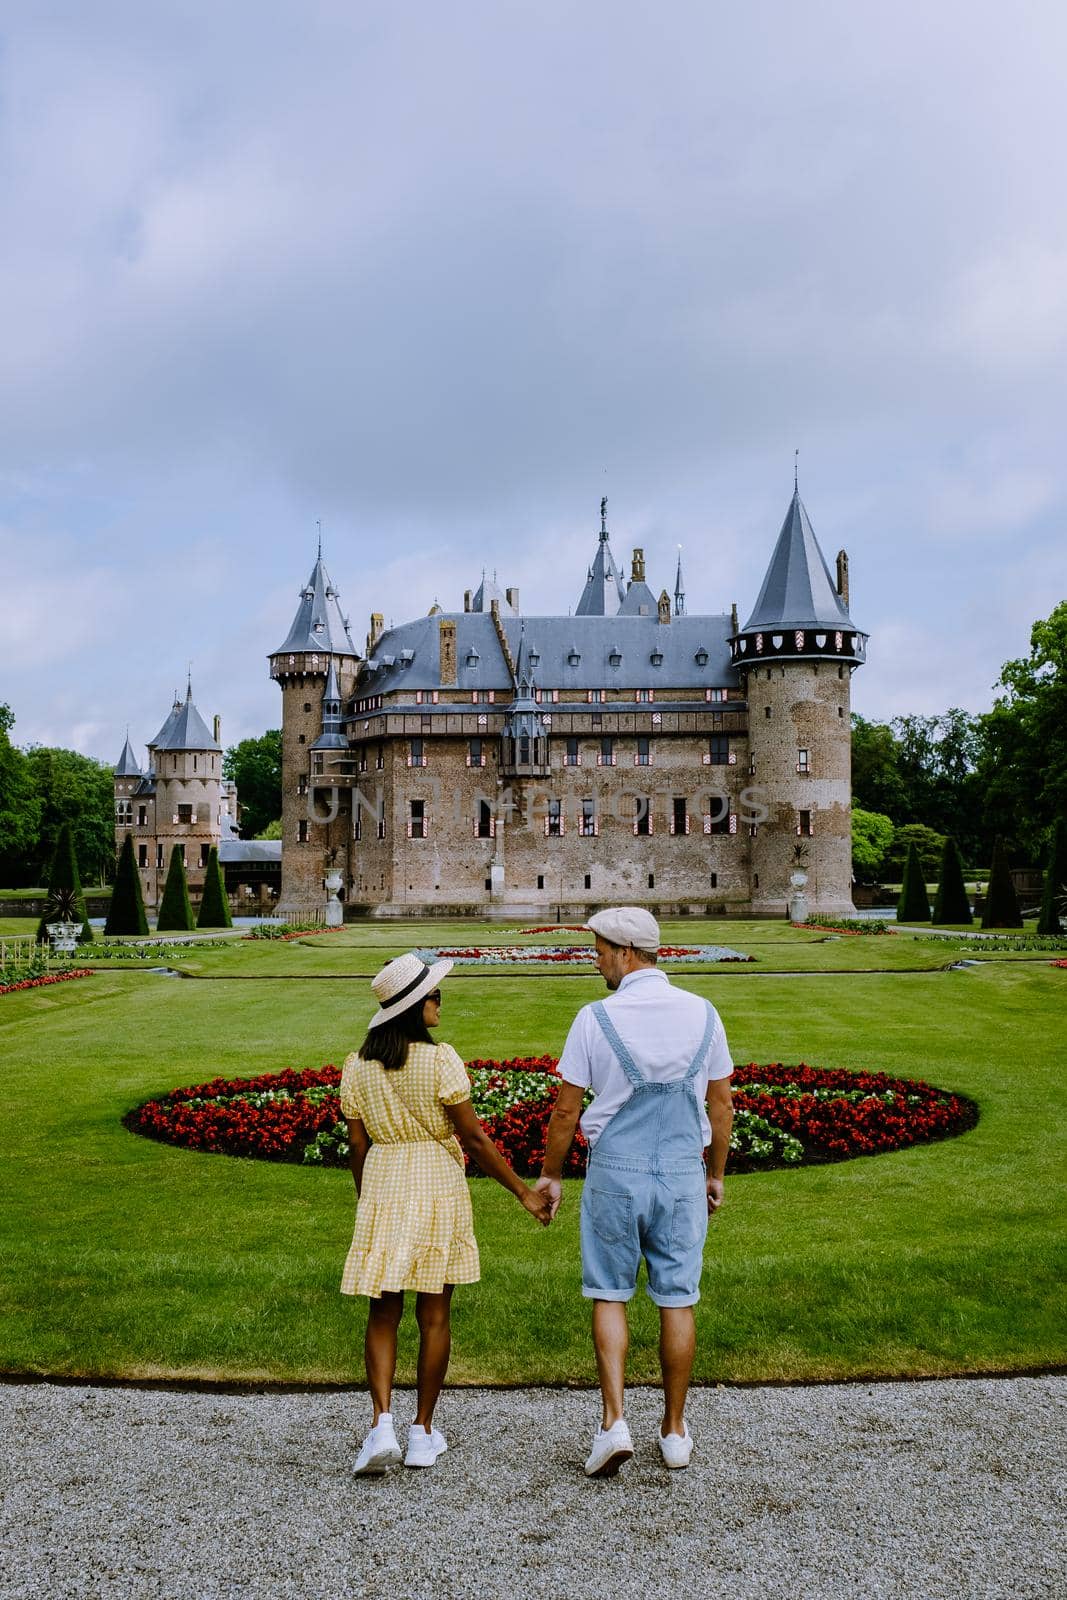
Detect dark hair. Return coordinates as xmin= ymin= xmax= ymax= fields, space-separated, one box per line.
xmin=360 ymin=996 xmax=435 ymax=1071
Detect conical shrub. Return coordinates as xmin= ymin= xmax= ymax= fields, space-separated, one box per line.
xmin=932 ymin=836 xmax=973 ymax=925
xmin=35 ymin=820 xmax=93 ymax=944
xmin=156 ymin=845 xmax=195 ymax=932
xmin=196 ymin=846 xmax=232 ymax=929
xmin=896 ymin=841 xmax=930 ymax=922
xmin=105 ymin=832 xmax=149 ymax=936
xmin=1036 ymin=819 xmax=1066 ymax=935
xmin=981 ymin=837 xmax=1023 ymax=929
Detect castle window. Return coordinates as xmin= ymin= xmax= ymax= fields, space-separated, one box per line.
xmin=591 ymin=712 xmax=602 ymax=729
xmin=584 ymin=874 xmax=592 ymax=890
xmin=298 ymin=776 xmax=309 ymax=794
xmin=420 ymin=714 xmax=432 ymax=731
xmin=137 ymin=806 xmax=148 ymax=826
xmin=838 ymin=665 xmax=845 ymax=680
xmin=408 ymin=800 xmax=426 ymax=840
xmin=178 ymin=804 xmax=193 ymax=825
xmin=635 ymin=688 xmax=654 ymax=703
xmin=408 ymin=738 xmax=426 ymax=768
xmin=764 ymin=706 xmax=772 ymax=719
xmin=597 ymin=737 xmax=615 ymax=767
xmin=633 ymin=796 xmax=652 ymax=836
xmin=704 ymin=797 xmax=731 ymax=835
xmin=797 ymin=809 xmax=813 ymax=837
xmin=635 ymin=737 xmax=652 ymax=766
xmin=156 ymin=844 xmax=164 ymax=868
xmin=587 ymin=689 xmax=603 ymax=703
xmin=705 ymin=688 xmax=726 ymax=702
xmin=671 ymin=797 xmax=689 ymax=836
xmin=377 ymin=813 xmax=386 ymax=840
xmin=304 ymin=703 xmax=312 ymax=713
xmin=797 ymin=749 xmax=810 ymax=774
xmin=200 ymin=843 xmax=210 ymax=866
xmin=475 ymin=800 xmax=495 ymax=839
xmin=313 ymin=753 xmax=324 ymax=775
xmin=579 ymin=798 xmax=598 ymax=837
xmin=647 ymin=873 xmax=655 ymax=889
xmin=193 ymin=756 xmax=197 ymax=772
xmin=299 ymin=733 xmax=306 ymax=743
xmin=705 ymin=736 xmax=730 ymax=766
xmin=710 ymin=872 xmax=718 ymax=889
xmin=467 ymin=739 xmax=485 ymax=768
xmin=545 ymin=799 xmax=564 ymax=837
xmin=298 ymin=820 xmax=308 ymax=842
xmin=537 ymin=874 xmax=544 ymax=890
xmin=376 ymin=743 xmax=384 ymax=769
xmin=754 ymin=873 xmax=759 ymax=888
xmin=839 ymin=706 xmax=844 ymax=718
xmin=564 ymin=737 xmax=581 ymax=767
xmin=138 ymin=844 xmax=148 ymax=868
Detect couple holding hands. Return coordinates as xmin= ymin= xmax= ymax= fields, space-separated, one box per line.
xmin=340 ymin=907 xmax=734 ymax=1478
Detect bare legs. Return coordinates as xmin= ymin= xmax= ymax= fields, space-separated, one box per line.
xmin=591 ymin=1300 xmax=696 ymax=1435
xmin=364 ymin=1286 xmax=455 ymax=1426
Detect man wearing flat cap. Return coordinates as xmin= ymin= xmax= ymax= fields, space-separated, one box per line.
xmin=537 ymin=906 xmax=734 ymax=1477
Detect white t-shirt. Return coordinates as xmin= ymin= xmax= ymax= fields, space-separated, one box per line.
xmin=557 ymin=967 xmax=733 ymax=1147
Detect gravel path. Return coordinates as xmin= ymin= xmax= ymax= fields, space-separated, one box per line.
xmin=1 ymin=1377 xmax=1063 ymax=1599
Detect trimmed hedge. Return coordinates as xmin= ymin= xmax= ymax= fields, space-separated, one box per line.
xmin=105 ymin=832 xmax=149 ymax=936
xmin=156 ymin=845 xmax=195 ymax=932
xmin=1036 ymin=819 xmax=1065 ymax=936
xmin=981 ymin=837 xmax=1023 ymax=929
xmin=932 ymin=835 xmax=972 ymax=925
xmin=34 ymin=821 xmax=93 ymax=944
xmin=197 ymin=845 xmax=232 ymax=929
xmin=896 ymin=841 xmax=930 ymax=922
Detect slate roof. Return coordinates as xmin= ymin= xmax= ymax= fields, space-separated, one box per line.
xmin=357 ymin=611 xmax=737 ymax=696
xmin=152 ymin=685 xmax=222 ymax=752
xmin=742 ymin=490 xmax=854 ymax=633
xmin=274 ymin=556 xmax=356 ymax=655
xmin=575 ymin=517 xmax=626 ymax=615
xmin=219 ymin=840 xmax=282 ymax=864
xmin=470 ymin=573 xmax=517 ymax=613
xmin=618 ymin=579 xmax=658 ymax=617
xmin=114 ymin=735 xmax=142 ymax=776
xmin=149 ymin=697 xmax=183 ymax=750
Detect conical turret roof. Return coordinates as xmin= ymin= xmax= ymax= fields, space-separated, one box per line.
xmin=149 ymin=693 xmax=184 ymax=750
xmin=575 ymin=502 xmax=625 ymax=616
xmin=274 ymin=556 xmax=356 ymax=655
xmin=742 ymin=490 xmax=853 ymax=632
xmin=114 ymin=734 xmax=142 ymax=776
xmin=153 ymin=683 xmax=221 ymax=752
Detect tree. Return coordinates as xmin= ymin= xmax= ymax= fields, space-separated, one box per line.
xmin=256 ymin=818 xmax=283 ymax=840
xmin=980 ymin=603 xmax=1067 ymax=855
xmin=932 ymin=836 xmax=972 ymax=925
xmin=24 ymin=745 xmax=115 ymax=886
xmin=197 ymin=846 xmax=232 ymax=928
xmin=851 ymin=716 xmax=907 ymax=818
xmin=1036 ymin=819 xmax=1066 ymax=936
xmin=886 ymin=823 xmax=945 ymax=879
xmin=851 ymin=808 xmax=894 ymax=882
xmin=0 ymin=704 xmax=41 ymax=885
xmin=105 ymin=833 xmax=149 ymax=936
xmin=223 ymin=731 xmax=282 ymax=840
xmin=156 ymin=845 xmax=195 ymax=932
xmin=981 ymin=837 xmax=1023 ymax=929
xmin=34 ymin=821 xmax=93 ymax=943
xmin=897 ymin=842 xmax=930 ymax=922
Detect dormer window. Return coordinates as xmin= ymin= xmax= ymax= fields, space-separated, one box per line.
xmin=650 ymin=649 xmax=663 ymax=667
xmin=466 ymin=648 xmax=480 ymax=668
xmin=567 ymin=648 xmax=581 ymax=666
xmin=695 ymin=646 xmax=709 ymax=666
xmin=313 ymin=621 xmax=325 ymax=635
xmin=528 ymin=648 xmax=540 ymax=666
xmin=608 ymin=646 xmax=622 ymax=668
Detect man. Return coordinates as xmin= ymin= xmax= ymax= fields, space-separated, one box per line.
xmin=536 ymin=907 xmax=734 ymax=1476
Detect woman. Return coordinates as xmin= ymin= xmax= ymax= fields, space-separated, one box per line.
xmin=341 ymin=951 xmax=552 ymax=1474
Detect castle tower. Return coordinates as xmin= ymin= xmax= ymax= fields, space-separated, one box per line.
xmin=729 ymin=488 xmax=867 ymax=916
xmin=575 ymin=497 xmax=626 ymax=616
xmin=269 ymin=552 xmax=360 ymax=916
xmin=147 ymin=680 xmax=224 ymax=908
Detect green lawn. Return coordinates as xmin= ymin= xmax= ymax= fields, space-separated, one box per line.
xmin=0 ymin=921 xmax=1064 ymax=1385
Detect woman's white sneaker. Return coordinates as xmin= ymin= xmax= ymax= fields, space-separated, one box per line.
xmin=658 ymin=1424 xmax=694 ymax=1469
xmin=353 ymin=1414 xmax=402 ymax=1475
xmin=405 ymin=1425 xmax=448 ymax=1468
xmin=584 ymin=1419 xmax=634 ymax=1477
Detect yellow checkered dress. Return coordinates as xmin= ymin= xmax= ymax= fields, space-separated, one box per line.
xmin=339 ymin=1040 xmax=480 ymax=1297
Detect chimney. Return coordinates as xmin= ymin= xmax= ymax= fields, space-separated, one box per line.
xmin=438 ymin=618 xmax=457 ymax=685
xmin=836 ymin=550 xmax=849 ymax=606
xmin=730 ymin=602 xmax=738 ymax=634
xmin=464 ymin=590 xmax=472 ymax=613
xmin=631 ymin=548 xmax=646 ymax=583
xmin=366 ymin=612 xmax=384 ymax=655
xmin=213 ymin=715 xmax=221 ymax=745
xmin=506 ymin=586 xmax=519 ymax=612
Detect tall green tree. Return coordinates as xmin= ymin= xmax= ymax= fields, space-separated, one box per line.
xmin=0 ymin=704 xmax=41 ymax=886
xmin=34 ymin=821 xmax=93 ymax=943
xmin=979 ymin=602 xmax=1067 ymax=855
xmin=24 ymin=745 xmax=115 ymax=885
xmin=897 ymin=842 xmax=931 ymax=922
xmin=1036 ymin=819 xmax=1066 ymax=936
xmin=851 ymin=716 xmax=907 ymax=818
xmin=156 ymin=845 xmax=195 ymax=932
xmin=851 ymin=807 xmax=894 ymax=882
xmin=932 ymin=836 xmax=973 ymax=925
xmin=197 ymin=846 xmax=232 ymax=929
xmin=886 ymin=823 xmax=945 ymax=879
xmin=105 ymin=833 xmax=149 ymax=936
xmin=223 ymin=731 xmax=282 ymax=839
xmin=981 ymin=837 xmax=1023 ymax=929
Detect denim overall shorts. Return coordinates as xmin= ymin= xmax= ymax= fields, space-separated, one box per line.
xmin=579 ymin=999 xmax=716 ymax=1307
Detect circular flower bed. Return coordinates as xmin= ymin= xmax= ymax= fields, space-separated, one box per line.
xmin=421 ymin=944 xmax=754 ymax=964
xmin=126 ymin=1057 xmax=976 ymax=1175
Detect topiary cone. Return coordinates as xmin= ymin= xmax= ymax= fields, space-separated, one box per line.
xmin=156 ymin=845 xmax=195 ymax=932
xmin=981 ymin=837 xmax=1023 ymax=929
xmin=1036 ymin=819 xmax=1065 ymax=936
xmin=105 ymin=832 xmax=149 ymax=936
xmin=932 ymin=836 xmax=973 ymax=925
xmin=196 ymin=846 xmax=232 ymax=929
xmin=896 ymin=841 xmax=930 ymax=922
xmin=35 ymin=820 xmax=93 ymax=944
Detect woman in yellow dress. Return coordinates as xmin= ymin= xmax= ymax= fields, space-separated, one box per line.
xmin=341 ymin=952 xmax=552 ymax=1473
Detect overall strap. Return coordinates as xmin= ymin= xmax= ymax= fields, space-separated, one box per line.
xmin=683 ymin=1002 xmax=718 ymax=1082
xmin=591 ymin=1001 xmax=648 ymax=1088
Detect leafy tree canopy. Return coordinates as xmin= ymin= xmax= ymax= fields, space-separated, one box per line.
xmin=224 ymin=731 xmax=282 ymax=840
xmin=981 ymin=602 xmax=1067 ymax=853
xmin=851 ymin=808 xmax=894 ymax=881
xmin=24 ymin=745 xmax=114 ymax=886
xmin=0 ymin=704 xmax=41 ymax=883
xmin=886 ymin=822 xmax=945 ymax=877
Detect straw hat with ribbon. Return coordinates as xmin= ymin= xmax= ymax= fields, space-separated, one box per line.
xmin=367 ymin=952 xmax=454 ymax=1029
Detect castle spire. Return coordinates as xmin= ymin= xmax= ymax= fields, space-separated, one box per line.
xmin=272 ymin=549 xmax=356 ymax=657
xmin=674 ymin=546 xmax=686 ymax=616
xmin=575 ymin=499 xmax=625 ymax=615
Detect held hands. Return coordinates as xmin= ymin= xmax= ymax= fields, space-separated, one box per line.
xmin=706 ymin=1175 xmax=725 ymax=1215
xmin=521 ymin=1183 xmax=555 ymax=1226
xmin=534 ymin=1176 xmax=563 ymax=1221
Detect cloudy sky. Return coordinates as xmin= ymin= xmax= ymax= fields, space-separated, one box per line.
xmin=3 ymin=0 xmax=1065 ymax=765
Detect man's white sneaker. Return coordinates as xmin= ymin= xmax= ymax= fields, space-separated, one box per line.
xmin=353 ymin=1413 xmax=402 ymax=1476
xmin=658 ymin=1424 xmax=694 ymax=1469
xmin=404 ymin=1425 xmax=448 ymax=1468
xmin=584 ymin=1419 xmax=634 ymax=1478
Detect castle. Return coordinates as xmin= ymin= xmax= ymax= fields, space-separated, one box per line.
xmin=269 ymin=488 xmax=867 ymax=919
xmin=111 ymin=683 xmax=245 ymax=910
